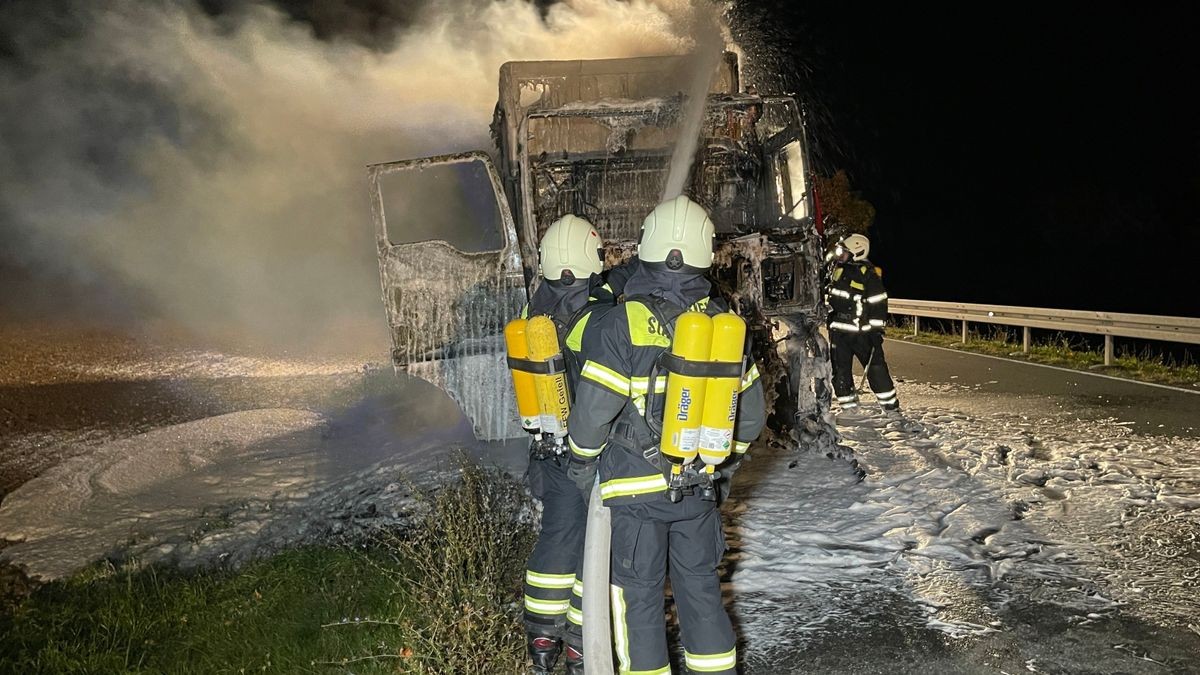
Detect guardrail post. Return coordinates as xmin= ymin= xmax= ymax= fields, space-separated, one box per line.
xmin=1022 ymin=326 xmax=1031 ymax=353
xmin=1104 ymin=335 xmax=1113 ymax=366
xmin=961 ymin=320 xmax=968 ymax=344
xmin=913 ymin=316 xmax=920 ymax=336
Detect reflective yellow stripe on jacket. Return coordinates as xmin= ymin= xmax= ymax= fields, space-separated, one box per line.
xmin=565 ymin=311 xmax=592 ymax=352
xmin=739 ymin=363 xmax=760 ymax=393
xmin=569 ymin=436 xmax=604 ymax=459
xmin=599 ymin=473 xmax=668 ymax=500
xmin=581 ymin=360 xmax=630 ymax=396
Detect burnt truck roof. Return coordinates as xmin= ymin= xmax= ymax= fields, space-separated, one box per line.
xmin=494 ymin=52 xmax=740 ymax=170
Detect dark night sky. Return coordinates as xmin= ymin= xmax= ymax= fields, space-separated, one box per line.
xmin=737 ymin=3 xmax=1198 ymax=316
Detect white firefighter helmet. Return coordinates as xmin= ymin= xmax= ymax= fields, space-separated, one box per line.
xmin=839 ymin=233 xmax=870 ymax=261
xmin=539 ymin=214 xmax=603 ymax=282
xmin=637 ymin=195 xmax=715 ymax=272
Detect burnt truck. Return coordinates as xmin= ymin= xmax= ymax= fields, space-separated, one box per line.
xmin=367 ymin=53 xmax=834 ymax=449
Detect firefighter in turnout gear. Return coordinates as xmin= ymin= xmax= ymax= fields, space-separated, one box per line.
xmin=565 ymin=196 xmax=767 ymax=675
xmin=513 ymin=214 xmax=614 ymax=675
xmin=826 ymin=234 xmax=901 ymax=415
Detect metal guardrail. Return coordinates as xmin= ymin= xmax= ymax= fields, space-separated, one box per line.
xmin=888 ymin=299 xmax=1200 ymax=365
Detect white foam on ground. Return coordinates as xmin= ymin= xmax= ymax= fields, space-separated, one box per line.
xmin=725 ymin=382 xmax=1200 ymax=659
xmin=0 ymin=404 xmax=526 ymax=580
xmin=0 ymin=410 xmax=325 ymax=578
xmin=1 ymin=376 xmax=1196 ymax=666
xmin=69 ymin=350 xmax=367 ymax=380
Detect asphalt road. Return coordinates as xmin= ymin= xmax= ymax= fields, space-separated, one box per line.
xmin=883 ymin=339 xmax=1199 ymax=438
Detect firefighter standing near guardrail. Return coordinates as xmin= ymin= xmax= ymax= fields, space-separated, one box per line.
xmin=506 ymin=214 xmax=615 ymax=675
xmin=826 ymin=234 xmax=903 ymax=416
xmin=565 ymin=196 xmax=766 ymax=675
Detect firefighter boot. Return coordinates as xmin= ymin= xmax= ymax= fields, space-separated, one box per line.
xmin=564 ymin=644 xmax=585 ymax=675
xmin=835 ymin=394 xmax=864 ymax=422
xmin=527 ymin=633 xmax=562 ymax=674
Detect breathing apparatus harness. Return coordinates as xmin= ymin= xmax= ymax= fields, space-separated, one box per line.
xmin=626 ymin=295 xmax=749 ymax=502
xmin=505 ymin=298 xmax=606 ymax=464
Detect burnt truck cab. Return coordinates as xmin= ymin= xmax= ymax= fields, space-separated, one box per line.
xmin=368 ymin=53 xmax=832 ymax=444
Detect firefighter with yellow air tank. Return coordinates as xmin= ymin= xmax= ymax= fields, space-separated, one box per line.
xmin=565 ymin=195 xmax=766 ymax=675
xmin=504 ymin=214 xmax=616 ymax=675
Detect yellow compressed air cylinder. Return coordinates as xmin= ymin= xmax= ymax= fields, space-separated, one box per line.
xmin=660 ymin=311 xmax=712 ymax=465
xmin=698 ymin=312 xmax=747 ymax=466
xmin=504 ymin=318 xmax=541 ymax=433
xmin=526 ymin=315 xmax=570 ymax=438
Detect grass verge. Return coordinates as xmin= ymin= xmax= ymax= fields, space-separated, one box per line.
xmin=887 ymin=325 xmax=1200 ymax=390
xmin=0 ymin=457 xmax=535 ymax=674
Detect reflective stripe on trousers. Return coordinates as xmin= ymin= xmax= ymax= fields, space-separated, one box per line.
xmin=563 ymin=572 xmax=586 ymax=652
xmin=609 ymin=499 xmax=736 ymax=675
xmin=830 ymin=331 xmax=898 ymax=407
xmin=524 ymin=457 xmax=588 ymax=633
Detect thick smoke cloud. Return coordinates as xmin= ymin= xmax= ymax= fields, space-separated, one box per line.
xmin=0 ymin=0 xmax=719 ymax=353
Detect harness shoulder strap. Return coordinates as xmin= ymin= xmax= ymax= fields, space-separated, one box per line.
xmin=657 ymin=353 xmax=742 ymax=378
xmin=507 ymin=355 xmax=567 ymax=375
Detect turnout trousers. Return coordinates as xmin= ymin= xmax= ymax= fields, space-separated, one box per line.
xmin=830 ymin=329 xmax=899 ymax=410
xmin=609 ymin=497 xmax=736 ymax=675
xmin=524 ymin=455 xmax=588 ymax=644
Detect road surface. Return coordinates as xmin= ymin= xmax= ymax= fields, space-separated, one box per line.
xmin=884 ymin=338 xmax=1198 ymax=437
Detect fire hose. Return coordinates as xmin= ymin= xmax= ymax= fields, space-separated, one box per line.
xmin=581 ymin=479 xmax=614 ymax=674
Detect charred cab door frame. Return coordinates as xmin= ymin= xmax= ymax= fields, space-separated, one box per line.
xmin=368 ymin=151 xmax=523 ymax=277
xmin=367 ymin=151 xmax=525 ymax=367
xmin=759 ymin=96 xmax=815 ymax=226
xmin=366 ymin=151 xmax=528 ymax=441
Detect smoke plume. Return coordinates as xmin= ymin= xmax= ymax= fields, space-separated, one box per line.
xmin=0 ymin=0 xmax=725 ymax=354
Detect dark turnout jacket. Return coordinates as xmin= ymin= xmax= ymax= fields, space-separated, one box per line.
xmin=522 ymin=273 xmax=615 ymax=391
xmin=826 ymin=258 xmax=889 ymax=333
xmin=564 ymin=267 xmax=766 ymax=506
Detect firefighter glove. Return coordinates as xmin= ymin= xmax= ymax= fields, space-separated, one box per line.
xmin=568 ymin=459 xmax=598 ymax=495
xmin=718 ymin=456 xmax=743 ymax=502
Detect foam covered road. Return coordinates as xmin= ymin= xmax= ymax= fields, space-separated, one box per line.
xmin=722 ymin=340 xmax=1200 ymax=673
